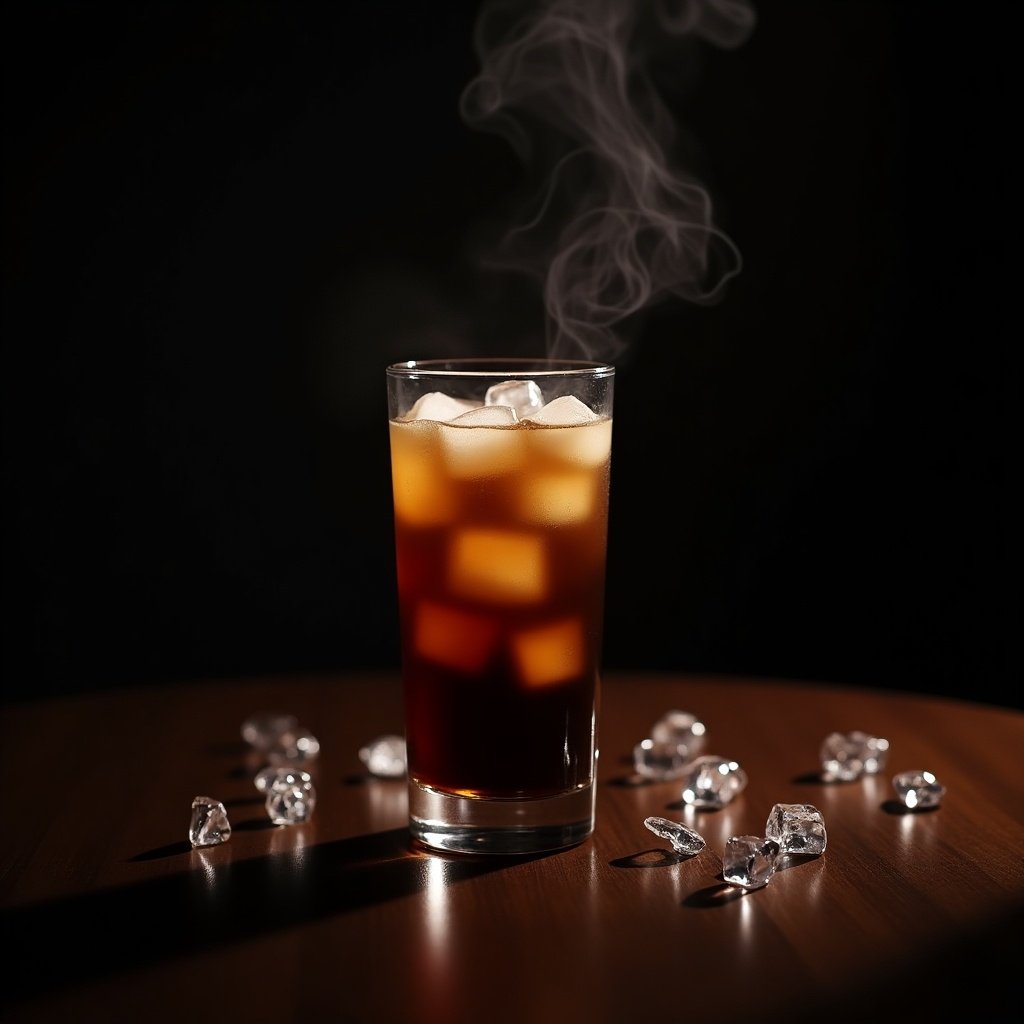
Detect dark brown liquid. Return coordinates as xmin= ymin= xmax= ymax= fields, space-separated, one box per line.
xmin=390 ymin=417 xmax=610 ymax=798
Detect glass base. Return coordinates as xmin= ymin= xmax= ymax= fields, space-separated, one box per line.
xmin=408 ymin=781 xmax=595 ymax=856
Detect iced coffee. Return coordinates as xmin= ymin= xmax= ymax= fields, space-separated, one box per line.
xmin=387 ymin=359 xmax=613 ymax=855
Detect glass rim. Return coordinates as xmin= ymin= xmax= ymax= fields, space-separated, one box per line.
xmin=387 ymin=357 xmax=614 ymax=379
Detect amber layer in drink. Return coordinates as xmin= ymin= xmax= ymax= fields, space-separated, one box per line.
xmin=390 ymin=414 xmax=611 ymax=798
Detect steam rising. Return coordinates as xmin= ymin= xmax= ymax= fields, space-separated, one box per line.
xmin=460 ymin=0 xmax=755 ymax=360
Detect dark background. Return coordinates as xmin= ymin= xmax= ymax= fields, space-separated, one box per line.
xmin=2 ymin=1 xmax=1019 ymax=707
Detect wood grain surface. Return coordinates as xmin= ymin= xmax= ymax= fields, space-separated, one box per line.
xmin=2 ymin=672 xmax=1021 ymax=1023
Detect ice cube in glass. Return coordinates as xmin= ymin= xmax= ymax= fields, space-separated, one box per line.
xmin=448 ymin=528 xmax=547 ymax=604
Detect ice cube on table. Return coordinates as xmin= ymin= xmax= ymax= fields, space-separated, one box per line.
xmin=267 ymin=726 xmax=320 ymax=766
xmin=526 ymin=416 xmax=612 ymax=467
xmin=415 ymin=600 xmax=499 ymax=673
xmin=359 ymin=735 xmax=408 ymax=778
xmin=643 ymin=816 xmax=706 ymax=856
xmin=892 ymin=770 xmax=945 ymax=809
xmin=510 ymin=616 xmax=584 ymax=688
xmin=241 ymin=712 xmax=297 ymax=751
xmin=651 ymin=710 xmax=707 ymax=759
xmin=722 ymin=836 xmax=780 ymax=890
xmin=439 ymin=413 xmax=525 ymax=479
xmin=265 ymin=768 xmax=317 ymax=825
xmin=189 ymin=796 xmax=232 ymax=848
xmin=389 ymin=422 xmax=458 ymax=526
xmin=765 ymin=802 xmax=827 ymax=854
xmin=448 ymin=528 xmax=547 ymax=604
xmin=680 ymin=755 xmax=748 ymax=808
xmin=633 ymin=738 xmax=690 ymax=781
xmin=485 ymin=379 xmax=545 ymax=416
xmin=516 ymin=471 xmax=595 ymax=525
xmin=403 ymin=392 xmax=480 ymax=422
xmin=820 ymin=730 xmax=889 ymax=782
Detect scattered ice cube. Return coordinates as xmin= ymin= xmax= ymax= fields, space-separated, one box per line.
xmin=448 ymin=528 xmax=546 ymax=604
xmin=516 ymin=471 xmax=595 ymax=525
xmin=189 ymin=796 xmax=232 ymax=848
xmin=633 ymin=738 xmax=690 ymax=781
xmin=680 ymin=755 xmax=748 ymax=808
xmin=254 ymin=765 xmax=279 ymax=793
xmin=820 ymin=730 xmax=890 ymax=782
xmin=267 ymin=726 xmax=320 ymax=766
xmin=241 ymin=712 xmax=298 ymax=751
xmin=643 ymin=816 xmax=706 ymax=856
xmin=892 ymin=770 xmax=945 ymax=809
xmin=359 ymin=734 xmax=408 ymax=778
xmin=404 ymin=392 xmax=480 ymax=422
xmin=415 ymin=600 xmax=499 ymax=673
xmin=265 ymin=768 xmax=317 ymax=825
xmin=485 ymin=379 xmax=544 ymax=416
xmin=243 ymin=711 xmax=319 ymax=767
xmin=632 ymin=711 xmax=706 ymax=781
xmin=522 ymin=395 xmax=598 ymax=425
xmin=511 ymin=617 xmax=584 ymax=688
xmin=651 ymin=710 xmax=707 ymax=759
xmin=722 ymin=836 xmax=780 ymax=890
xmin=765 ymin=803 xmax=827 ymax=855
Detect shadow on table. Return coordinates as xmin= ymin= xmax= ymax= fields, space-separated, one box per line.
xmin=0 ymin=827 xmax=522 ymax=1011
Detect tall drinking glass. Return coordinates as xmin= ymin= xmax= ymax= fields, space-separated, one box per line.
xmin=386 ymin=358 xmax=614 ymax=855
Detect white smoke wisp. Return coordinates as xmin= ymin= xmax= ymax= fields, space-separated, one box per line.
xmin=460 ymin=0 xmax=756 ymax=360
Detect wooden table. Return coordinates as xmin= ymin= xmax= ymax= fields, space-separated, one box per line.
xmin=2 ymin=672 xmax=1021 ymax=1023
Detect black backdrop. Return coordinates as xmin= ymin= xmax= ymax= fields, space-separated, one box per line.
xmin=2 ymin=1 xmax=1020 ymax=707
